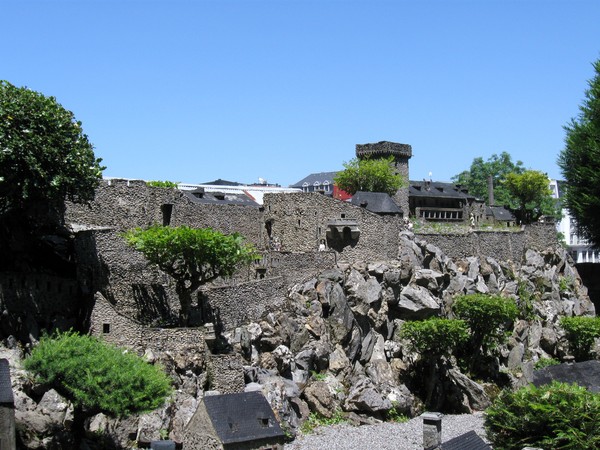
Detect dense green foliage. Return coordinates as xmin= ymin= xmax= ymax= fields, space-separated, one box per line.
xmin=453 ymin=294 xmax=518 ymax=357
xmin=485 ymin=382 xmax=600 ymax=449
xmin=560 ymin=316 xmax=600 ymax=361
xmin=0 ymin=81 xmax=104 ymax=215
xmin=504 ymin=170 xmax=558 ymax=223
xmin=124 ymin=225 xmax=258 ymax=324
xmin=25 ymin=331 xmax=172 ymax=417
xmin=398 ymin=318 xmax=469 ymax=357
xmin=147 ymin=180 xmax=179 ymax=188
xmin=451 ymin=152 xmax=524 ymax=205
xmin=558 ymin=59 xmax=600 ymax=247
xmin=333 ymin=156 xmax=403 ymax=196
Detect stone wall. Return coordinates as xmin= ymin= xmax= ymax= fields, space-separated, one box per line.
xmin=207 ymin=354 xmax=245 ymax=394
xmin=0 ymin=273 xmax=79 ymax=340
xmin=415 ymin=223 xmax=559 ymax=264
xmin=66 ymin=179 xmax=264 ymax=248
xmin=90 ymin=292 xmax=210 ymax=356
xmin=263 ymin=192 xmax=403 ymax=262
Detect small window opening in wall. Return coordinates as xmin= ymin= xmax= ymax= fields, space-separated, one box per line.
xmin=259 ymin=418 xmax=271 ymax=428
xmin=161 ymin=204 xmax=173 ymax=226
xmin=341 ymin=213 xmax=346 ymax=219
xmin=318 ymin=227 xmax=321 ymax=235
xmin=102 ymin=323 xmax=110 ymax=334
xmin=298 ymin=219 xmax=301 ymax=226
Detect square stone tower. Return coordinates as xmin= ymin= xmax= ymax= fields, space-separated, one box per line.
xmin=355 ymin=141 xmax=412 ymax=214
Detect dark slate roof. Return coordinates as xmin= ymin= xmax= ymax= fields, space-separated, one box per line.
xmin=409 ymin=180 xmax=475 ymax=200
xmin=350 ymin=191 xmax=403 ymax=215
xmin=0 ymin=359 xmax=14 ymax=405
xmin=532 ymin=360 xmax=600 ymax=393
xmin=290 ymin=171 xmax=338 ymax=189
xmin=442 ymin=430 xmax=491 ymax=450
xmin=199 ymin=179 xmax=243 ymax=186
xmin=183 ymin=189 xmax=259 ymax=207
xmin=486 ymin=205 xmax=516 ymax=221
xmin=204 ymin=391 xmax=285 ymax=444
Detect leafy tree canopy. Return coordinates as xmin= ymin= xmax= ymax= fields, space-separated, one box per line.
xmin=504 ymin=170 xmax=558 ymax=224
xmin=558 ymin=58 xmax=600 ymax=247
xmin=451 ymin=152 xmax=524 ymax=205
xmin=0 ymin=81 xmax=104 ymax=216
xmin=333 ymin=156 xmax=403 ymax=196
xmin=124 ymin=225 xmax=258 ymax=325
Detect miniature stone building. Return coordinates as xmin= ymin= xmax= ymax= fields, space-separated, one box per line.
xmin=183 ymin=391 xmax=286 ymax=450
xmin=0 ymin=358 xmax=16 ymax=450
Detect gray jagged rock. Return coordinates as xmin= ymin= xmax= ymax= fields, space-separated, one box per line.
xmin=344 ymin=378 xmax=392 ymax=413
xmin=395 ymin=284 xmax=441 ymax=319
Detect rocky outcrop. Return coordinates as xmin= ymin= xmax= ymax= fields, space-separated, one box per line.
xmin=227 ymin=231 xmax=594 ymax=429
xmin=6 ymin=230 xmax=596 ymax=447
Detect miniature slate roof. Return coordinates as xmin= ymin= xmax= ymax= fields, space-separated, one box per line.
xmin=533 ymin=360 xmax=600 ymax=393
xmin=199 ymin=179 xmax=243 ymax=186
xmin=441 ymin=430 xmax=492 ymax=450
xmin=183 ymin=189 xmax=259 ymax=207
xmin=486 ymin=205 xmax=516 ymax=221
xmin=290 ymin=171 xmax=338 ymax=189
xmin=409 ymin=180 xmax=475 ymax=200
xmin=350 ymin=191 xmax=403 ymax=215
xmin=0 ymin=358 xmax=14 ymax=405
xmin=203 ymin=391 xmax=285 ymax=444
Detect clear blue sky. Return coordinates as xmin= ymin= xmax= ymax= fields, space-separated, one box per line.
xmin=4 ymin=0 xmax=600 ymax=187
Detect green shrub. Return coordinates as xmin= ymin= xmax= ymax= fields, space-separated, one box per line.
xmin=453 ymin=294 xmax=518 ymax=356
xmin=516 ymin=280 xmax=537 ymax=320
xmin=560 ymin=316 xmax=600 ymax=361
xmin=299 ymin=410 xmax=346 ymax=434
xmin=485 ymin=382 xmax=600 ymax=449
xmin=25 ymin=331 xmax=172 ymax=417
xmin=146 ymin=180 xmax=179 ymax=188
xmin=398 ymin=318 xmax=469 ymax=357
xmin=534 ymin=357 xmax=561 ymax=370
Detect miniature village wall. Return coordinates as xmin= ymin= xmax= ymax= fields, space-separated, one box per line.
xmin=262 ymin=192 xmax=403 ymax=262
xmin=63 ymin=180 xmax=564 ymax=360
xmin=416 ymin=222 xmax=559 ymax=262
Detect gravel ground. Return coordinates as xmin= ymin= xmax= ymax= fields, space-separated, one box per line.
xmin=284 ymin=412 xmax=488 ymax=450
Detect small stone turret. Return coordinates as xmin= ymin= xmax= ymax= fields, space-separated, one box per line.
xmin=356 ymin=141 xmax=412 ymax=214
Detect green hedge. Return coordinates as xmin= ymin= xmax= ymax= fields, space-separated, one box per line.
xmin=485 ymin=382 xmax=600 ymax=449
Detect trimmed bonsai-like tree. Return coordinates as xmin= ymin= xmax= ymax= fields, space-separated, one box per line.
xmin=560 ymin=316 xmax=600 ymax=361
xmin=453 ymin=293 xmax=518 ymax=374
xmin=398 ymin=317 xmax=469 ymax=407
xmin=24 ymin=331 xmax=172 ymax=446
xmin=123 ymin=225 xmax=258 ymax=325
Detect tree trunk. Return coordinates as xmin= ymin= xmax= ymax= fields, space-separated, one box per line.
xmin=176 ymin=282 xmax=192 ymax=326
xmin=71 ymin=406 xmax=86 ymax=449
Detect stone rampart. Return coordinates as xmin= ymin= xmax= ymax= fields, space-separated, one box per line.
xmin=415 ymin=222 xmax=559 ymax=264
xmin=90 ymin=292 xmax=209 ymax=355
xmin=263 ymin=192 xmax=402 ymax=262
xmin=66 ymin=179 xmax=264 ymax=248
